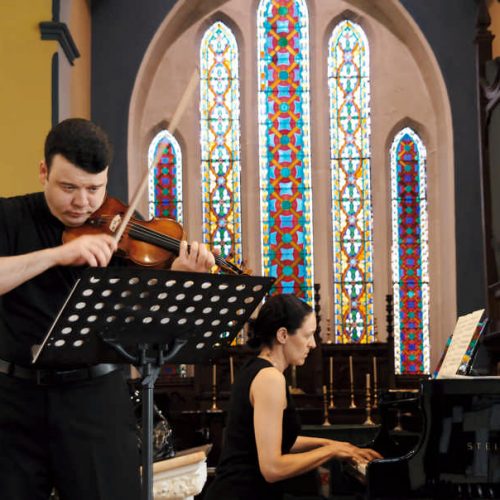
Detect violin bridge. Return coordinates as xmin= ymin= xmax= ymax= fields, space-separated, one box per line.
xmin=109 ymin=214 xmax=122 ymax=233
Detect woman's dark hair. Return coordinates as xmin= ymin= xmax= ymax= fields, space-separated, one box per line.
xmin=44 ymin=118 xmax=113 ymax=173
xmin=247 ymin=294 xmax=313 ymax=349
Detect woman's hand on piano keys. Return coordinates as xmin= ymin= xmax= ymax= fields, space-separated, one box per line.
xmin=325 ymin=440 xmax=382 ymax=465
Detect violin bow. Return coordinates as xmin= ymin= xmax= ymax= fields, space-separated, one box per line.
xmin=113 ymin=68 xmax=200 ymax=244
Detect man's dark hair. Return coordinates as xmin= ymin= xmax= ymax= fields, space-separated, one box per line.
xmin=44 ymin=118 xmax=113 ymax=173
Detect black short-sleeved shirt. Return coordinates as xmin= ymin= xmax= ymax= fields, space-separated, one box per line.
xmin=0 ymin=192 xmax=83 ymax=366
xmin=205 ymin=357 xmax=301 ymax=500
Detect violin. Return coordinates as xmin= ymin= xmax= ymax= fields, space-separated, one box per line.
xmin=62 ymin=196 xmax=246 ymax=275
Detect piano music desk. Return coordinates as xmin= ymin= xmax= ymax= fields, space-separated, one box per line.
xmin=301 ymin=423 xmax=380 ymax=446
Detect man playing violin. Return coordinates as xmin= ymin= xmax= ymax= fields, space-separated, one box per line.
xmin=0 ymin=118 xmax=214 ymax=500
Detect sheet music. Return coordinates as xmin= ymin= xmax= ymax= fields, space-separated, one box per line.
xmin=436 ymin=309 xmax=484 ymax=379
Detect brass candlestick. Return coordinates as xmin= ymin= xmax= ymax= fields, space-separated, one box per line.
xmin=322 ymin=385 xmax=331 ymax=426
xmin=363 ymin=373 xmax=375 ymax=426
xmin=209 ymin=363 xmax=222 ymax=412
xmin=229 ymin=355 xmax=235 ymax=385
xmin=349 ymin=355 xmax=357 ymax=409
xmin=372 ymin=356 xmax=378 ymax=408
xmin=328 ymin=356 xmax=335 ymax=409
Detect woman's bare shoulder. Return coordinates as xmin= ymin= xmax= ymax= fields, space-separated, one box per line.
xmin=254 ymin=365 xmax=285 ymax=384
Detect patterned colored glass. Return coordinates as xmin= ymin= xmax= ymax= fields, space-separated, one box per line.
xmin=328 ymin=20 xmax=374 ymax=343
xmin=200 ymin=21 xmax=242 ymax=261
xmin=148 ymin=130 xmax=183 ymax=221
xmin=391 ymin=127 xmax=430 ymax=374
xmin=257 ymin=0 xmax=314 ymax=304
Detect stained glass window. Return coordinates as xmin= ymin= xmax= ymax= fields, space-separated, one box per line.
xmin=200 ymin=21 xmax=242 ymax=261
xmin=148 ymin=130 xmax=183 ymax=221
xmin=328 ymin=20 xmax=374 ymax=343
xmin=257 ymin=0 xmax=314 ymax=304
xmin=391 ymin=127 xmax=430 ymax=374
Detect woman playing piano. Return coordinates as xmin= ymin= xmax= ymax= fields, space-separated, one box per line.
xmin=205 ymin=293 xmax=381 ymax=500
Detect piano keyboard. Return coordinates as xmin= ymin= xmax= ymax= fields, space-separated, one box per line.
xmin=353 ymin=461 xmax=367 ymax=476
xmin=344 ymin=461 xmax=368 ymax=485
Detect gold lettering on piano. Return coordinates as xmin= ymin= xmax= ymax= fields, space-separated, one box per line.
xmin=466 ymin=441 xmax=500 ymax=452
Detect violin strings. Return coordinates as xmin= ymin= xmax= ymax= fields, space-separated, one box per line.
xmin=96 ymin=216 xmax=180 ymax=248
xmin=125 ymin=221 xmax=241 ymax=274
xmin=127 ymin=222 xmax=180 ymax=249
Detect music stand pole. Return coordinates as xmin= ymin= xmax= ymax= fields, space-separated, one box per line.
xmin=134 ymin=341 xmax=185 ymax=500
xmin=140 ymin=351 xmax=161 ymax=500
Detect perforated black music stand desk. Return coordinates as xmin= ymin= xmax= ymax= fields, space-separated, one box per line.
xmin=32 ymin=266 xmax=274 ymax=500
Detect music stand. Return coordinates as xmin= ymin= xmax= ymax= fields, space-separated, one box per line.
xmin=32 ymin=266 xmax=274 ymax=500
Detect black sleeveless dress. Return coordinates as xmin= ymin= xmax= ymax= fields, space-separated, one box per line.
xmin=204 ymin=357 xmax=301 ymax=500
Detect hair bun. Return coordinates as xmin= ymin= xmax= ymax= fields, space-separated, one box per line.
xmin=245 ymin=317 xmax=262 ymax=348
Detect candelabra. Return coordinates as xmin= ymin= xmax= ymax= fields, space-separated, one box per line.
xmin=349 ymin=355 xmax=357 ymax=409
xmin=372 ymin=355 xmax=378 ymax=408
xmin=363 ymin=373 xmax=375 ymax=426
xmin=208 ymin=363 xmax=222 ymax=412
xmin=322 ymin=385 xmax=331 ymax=426
xmin=328 ymin=355 xmax=335 ymax=409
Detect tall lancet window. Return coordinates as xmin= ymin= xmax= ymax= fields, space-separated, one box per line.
xmin=200 ymin=21 xmax=242 ymax=261
xmin=328 ymin=20 xmax=374 ymax=343
xmin=390 ymin=127 xmax=430 ymax=374
xmin=148 ymin=130 xmax=183 ymax=221
xmin=257 ymin=0 xmax=314 ymax=303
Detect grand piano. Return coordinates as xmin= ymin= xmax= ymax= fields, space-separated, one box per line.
xmin=346 ymin=377 xmax=500 ymax=499
xmin=344 ymin=311 xmax=500 ymax=497
xmin=341 ymin=3 xmax=500 ymax=498
xmin=344 ymin=310 xmax=500 ymax=498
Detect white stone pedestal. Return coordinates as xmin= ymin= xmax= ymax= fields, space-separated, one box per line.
xmin=152 ymin=449 xmax=209 ymax=500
